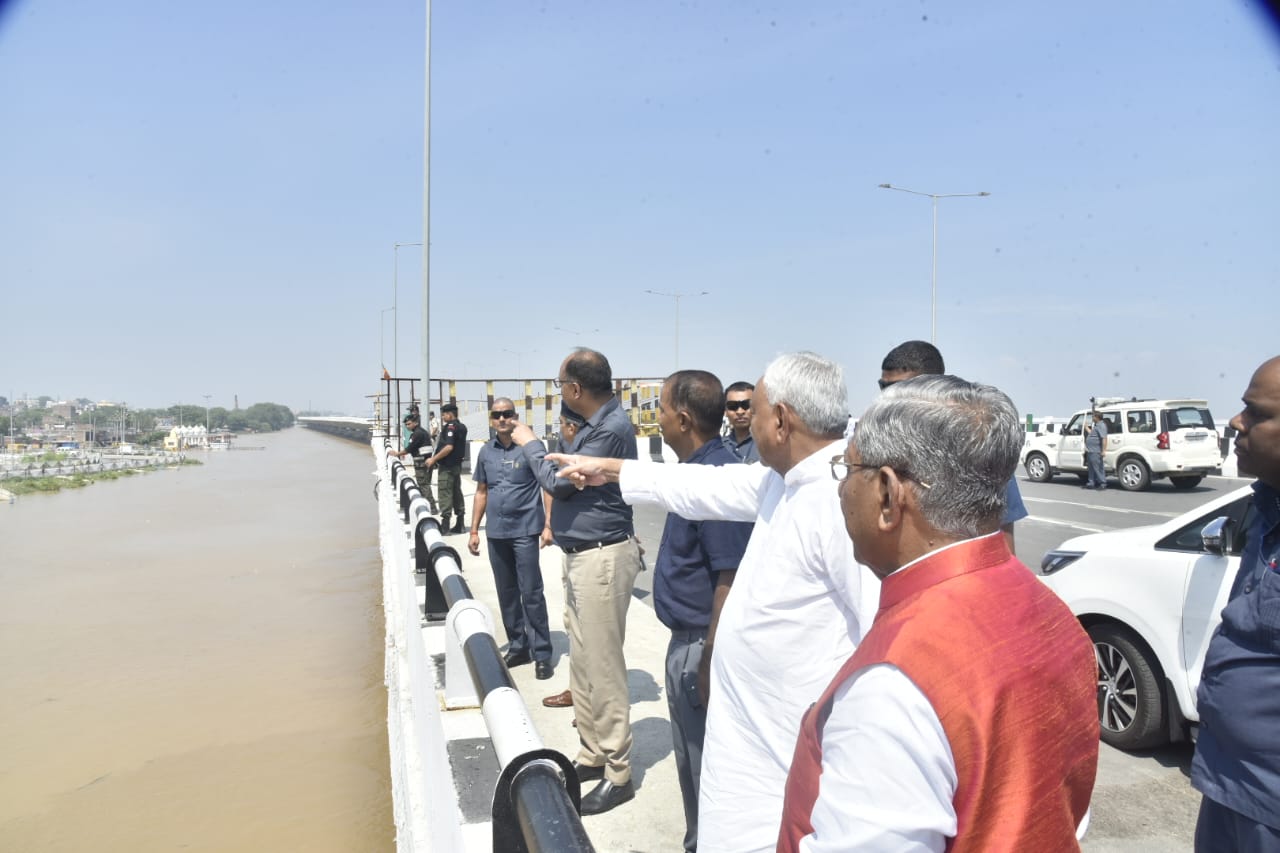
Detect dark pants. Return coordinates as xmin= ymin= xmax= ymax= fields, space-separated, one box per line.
xmin=437 ymin=466 xmax=464 ymax=522
xmin=666 ymin=629 xmax=708 ymax=853
xmin=487 ymin=535 xmax=552 ymax=660
xmin=1196 ymin=796 xmax=1280 ymax=853
xmin=1086 ymin=449 xmax=1106 ymax=488
xmin=413 ymin=463 xmax=438 ymax=512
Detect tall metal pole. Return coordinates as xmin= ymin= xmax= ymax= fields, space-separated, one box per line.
xmin=393 ymin=242 xmax=422 ymax=379
xmin=421 ymin=0 xmax=433 ymax=405
xmin=878 ymin=184 xmax=990 ymax=344
xmin=931 ymin=196 xmax=938 ymax=343
xmin=644 ymin=289 xmax=708 ymax=372
xmin=203 ymin=394 xmax=211 ymax=435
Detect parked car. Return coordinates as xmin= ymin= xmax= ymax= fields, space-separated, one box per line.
xmin=1022 ymin=397 xmax=1221 ymax=491
xmin=1037 ymin=485 xmax=1254 ymax=749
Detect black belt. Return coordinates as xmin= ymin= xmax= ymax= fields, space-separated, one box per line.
xmin=563 ymin=535 xmax=631 ymax=554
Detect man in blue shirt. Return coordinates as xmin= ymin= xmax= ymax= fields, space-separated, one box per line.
xmin=722 ymin=380 xmax=760 ymax=464
xmin=878 ymin=340 xmax=1029 ymax=548
xmin=511 ymin=348 xmax=644 ymax=816
xmin=468 ymin=398 xmax=553 ymax=680
xmin=1192 ymin=355 xmax=1280 ymax=852
xmin=1084 ymin=411 xmax=1108 ymax=490
xmin=654 ymin=370 xmax=754 ymax=853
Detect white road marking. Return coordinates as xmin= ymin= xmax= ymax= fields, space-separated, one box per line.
xmin=1024 ymin=515 xmax=1108 ymax=533
xmin=1022 ymin=496 xmax=1179 ymax=517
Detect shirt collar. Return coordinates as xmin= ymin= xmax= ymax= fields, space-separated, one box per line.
xmin=783 ymin=439 xmax=846 ymax=488
xmin=584 ymin=396 xmax=620 ymax=429
xmin=890 ymin=530 xmax=1005 ymax=577
xmin=1253 ymin=480 xmax=1280 ymax=530
xmin=687 ymin=437 xmax=724 ymax=464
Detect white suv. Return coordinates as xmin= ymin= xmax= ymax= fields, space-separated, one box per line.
xmin=1022 ymin=398 xmax=1221 ymax=491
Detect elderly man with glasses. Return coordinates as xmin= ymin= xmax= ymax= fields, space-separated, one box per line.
xmin=776 ymin=375 xmax=1097 ymax=852
xmin=468 ymin=397 xmax=554 ymax=680
xmin=548 ymin=352 xmax=875 ymax=852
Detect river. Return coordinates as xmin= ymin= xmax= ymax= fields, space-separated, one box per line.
xmin=0 ymin=428 xmax=394 ymax=851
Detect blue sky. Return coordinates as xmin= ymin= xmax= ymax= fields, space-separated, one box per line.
xmin=2 ymin=0 xmax=1277 ymax=421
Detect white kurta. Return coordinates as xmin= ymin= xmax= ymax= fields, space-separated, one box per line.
xmin=620 ymin=442 xmax=878 ymax=853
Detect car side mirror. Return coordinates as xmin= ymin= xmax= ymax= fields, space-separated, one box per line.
xmin=1201 ymin=516 xmax=1235 ymax=556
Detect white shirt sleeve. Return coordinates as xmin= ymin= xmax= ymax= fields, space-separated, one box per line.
xmin=800 ymin=664 xmax=957 ymax=853
xmin=619 ymin=457 xmax=770 ymax=522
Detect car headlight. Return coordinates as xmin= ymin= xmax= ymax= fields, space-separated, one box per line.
xmin=1040 ymin=550 xmax=1086 ymax=576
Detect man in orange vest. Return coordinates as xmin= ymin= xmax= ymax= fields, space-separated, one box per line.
xmin=777 ymin=374 xmax=1099 ymax=852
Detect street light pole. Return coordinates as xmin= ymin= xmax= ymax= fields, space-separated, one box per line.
xmin=202 ymin=394 xmax=211 ymax=438
xmin=380 ymin=306 xmax=394 ymax=370
xmin=393 ymin=241 xmax=423 ymax=378
xmin=644 ymin=290 xmax=709 ymax=372
xmin=502 ymin=348 xmax=535 ymax=378
xmin=878 ymin=183 xmax=990 ymax=343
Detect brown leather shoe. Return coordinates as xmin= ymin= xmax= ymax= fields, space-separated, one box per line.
xmin=542 ymin=689 xmax=573 ymax=708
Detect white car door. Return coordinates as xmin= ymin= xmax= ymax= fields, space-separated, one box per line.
xmin=1179 ymin=497 xmax=1252 ymax=708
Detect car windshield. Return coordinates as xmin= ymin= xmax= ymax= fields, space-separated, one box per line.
xmin=1166 ymin=407 xmax=1215 ymax=430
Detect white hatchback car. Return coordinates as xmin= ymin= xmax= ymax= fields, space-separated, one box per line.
xmin=1038 ymin=485 xmax=1255 ymax=750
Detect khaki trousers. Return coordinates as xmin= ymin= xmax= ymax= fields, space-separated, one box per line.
xmin=564 ymin=537 xmax=642 ymax=785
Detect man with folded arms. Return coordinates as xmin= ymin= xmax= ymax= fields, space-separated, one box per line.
xmin=776 ymin=375 xmax=1098 ymax=852
xmin=510 ymin=348 xmax=643 ymax=816
xmin=550 ymin=352 xmax=875 ymax=852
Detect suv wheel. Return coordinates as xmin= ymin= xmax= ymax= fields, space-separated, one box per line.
xmin=1170 ymin=475 xmax=1202 ymax=490
xmin=1025 ymin=452 xmax=1052 ymax=483
xmin=1089 ymin=623 xmax=1167 ymax=750
xmin=1117 ymin=457 xmax=1151 ymax=491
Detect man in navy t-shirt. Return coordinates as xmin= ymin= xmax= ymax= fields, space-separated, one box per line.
xmin=653 ymin=370 xmax=754 ymax=853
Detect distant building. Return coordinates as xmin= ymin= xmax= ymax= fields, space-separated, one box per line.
xmin=164 ymin=425 xmax=208 ymax=451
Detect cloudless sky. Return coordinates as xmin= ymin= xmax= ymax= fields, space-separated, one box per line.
xmin=2 ymin=0 xmax=1278 ymax=421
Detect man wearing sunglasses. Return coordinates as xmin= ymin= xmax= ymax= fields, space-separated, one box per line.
xmin=468 ymin=398 xmax=553 ymax=680
xmin=722 ymin=381 xmax=759 ymax=464
xmin=879 ymin=340 xmax=1027 ymax=548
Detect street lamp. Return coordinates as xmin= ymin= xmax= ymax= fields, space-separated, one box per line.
xmin=202 ymin=394 xmax=212 ymax=440
xmin=878 ymin=183 xmax=990 ymax=343
xmin=502 ymin=348 xmax=536 ymax=378
xmin=393 ymin=241 xmax=423 ymax=378
xmin=379 ymin=306 xmax=395 ymax=370
xmin=644 ymin=289 xmax=709 ymax=372
xmin=554 ymin=325 xmax=601 ymax=343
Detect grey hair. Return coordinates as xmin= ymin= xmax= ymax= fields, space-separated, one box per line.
xmin=762 ymin=352 xmax=849 ymax=436
xmin=852 ymin=374 xmax=1022 ymax=539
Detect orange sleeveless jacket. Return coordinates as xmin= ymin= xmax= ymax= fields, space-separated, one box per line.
xmin=777 ymin=535 xmax=1098 ymax=852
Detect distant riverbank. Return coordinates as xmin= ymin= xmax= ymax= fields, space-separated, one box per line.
xmin=0 ymin=453 xmax=201 ymax=496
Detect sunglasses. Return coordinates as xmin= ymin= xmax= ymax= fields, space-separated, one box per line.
xmin=726 ymin=400 xmax=751 ymax=412
xmin=491 ymin=410 xmax=517 ymax=420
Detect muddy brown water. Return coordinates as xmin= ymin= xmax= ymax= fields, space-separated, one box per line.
xmin=0 ymin=428 xmax=394 ymax=852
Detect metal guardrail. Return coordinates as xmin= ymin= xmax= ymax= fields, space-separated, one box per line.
xmin=382 ymin=435 xmax=595 ymax=853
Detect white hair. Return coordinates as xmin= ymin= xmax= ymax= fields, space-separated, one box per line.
xmin=762 ymin=352 xmax=848 ymax=436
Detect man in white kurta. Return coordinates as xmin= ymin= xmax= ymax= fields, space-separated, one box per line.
xmin=551 ymin=352 xmax=877 ymax=853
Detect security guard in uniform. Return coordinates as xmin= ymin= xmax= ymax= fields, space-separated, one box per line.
xmin=423 ymin=402 xmax=468 ymax=533
xmin=391 ymin=413 xmax=437 ymax=512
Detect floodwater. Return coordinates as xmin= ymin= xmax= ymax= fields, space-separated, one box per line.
xmin=0 ymin=428 xmax=394 ymax=852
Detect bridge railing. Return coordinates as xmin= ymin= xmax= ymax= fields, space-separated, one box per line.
xmin=377 ymin=429 xmax=595 ymax=853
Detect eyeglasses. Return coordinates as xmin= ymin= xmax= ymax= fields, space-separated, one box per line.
xmin=553 ymin=378 xmax=578 ymax=389
xmin=877 ymin=379 xmax=898 ymax=391
xmin=726 ymin=400 xmax=751 ymax=412
xmin=491 ymin=410 xmax=517 ymax=420
xmin=829 ymin=455 xmax=932 ymax=490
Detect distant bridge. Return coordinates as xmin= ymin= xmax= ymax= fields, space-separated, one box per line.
xmin=298 ymin=416 xmax=373 ymax=443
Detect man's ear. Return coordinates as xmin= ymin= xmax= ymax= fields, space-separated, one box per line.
xmin=677 ymin=408 xmax=694 ymax=433
xmin=876 ymin=468 xmax=908 ymax=533
xmin=774 ymin=402 xmax=793 ymax=441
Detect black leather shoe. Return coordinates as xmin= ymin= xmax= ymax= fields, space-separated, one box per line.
xmin=535 ymin=660 xmax=554 ymax=680
xmin=579 ymin=779 xmax=634 ymax=815
xmin=451 ymin=522 xmax=465 ymax=535
xmin=503 ymin=650 xmax=532 ymax=668
xmin=571 ymin=761 xmax=604 ymax=783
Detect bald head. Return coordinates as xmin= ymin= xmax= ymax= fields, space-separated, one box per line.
xmin=1230 ymin=356 xmax=1280 ymax=487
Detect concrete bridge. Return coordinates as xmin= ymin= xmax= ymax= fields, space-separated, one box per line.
xmin=298 ymin=416 xmax=374 ymax=443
